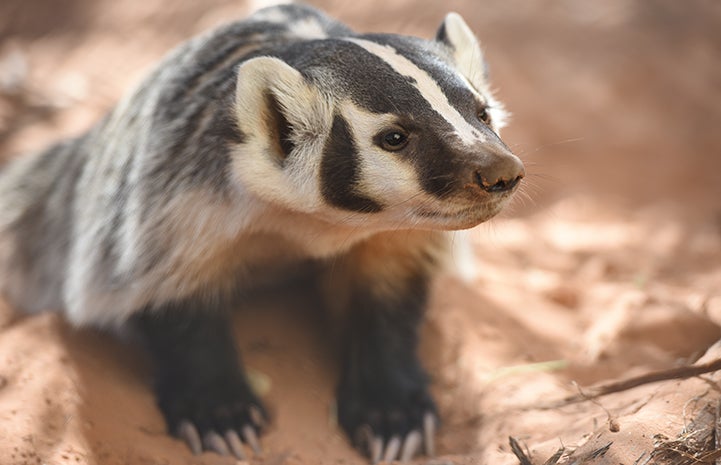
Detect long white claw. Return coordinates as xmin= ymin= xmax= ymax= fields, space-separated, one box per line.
xmin=225 ymin=430 xmax=247 ymax=460
xmin=203 ymin=431 xmax=230 ymax=456
xmin=423 ymin=413 xmax=436 ymax=457
xmin=400 ymin=431 xmax=422 ymax=462
xmin=370 ymin=436 xmax=383 ymax=464
xmin=242 ymin=425 xmax=263 ymax=456
xmin=177 ymin=420 xmax=202 ymax=455
xmin=383 ymin=436 xmax=401 ymax=463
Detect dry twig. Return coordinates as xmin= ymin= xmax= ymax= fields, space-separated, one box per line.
xmin=537 ymin=358 xmax=721 ymax=409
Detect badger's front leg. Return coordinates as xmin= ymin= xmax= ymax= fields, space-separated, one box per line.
xmin=130 ymin=301 xmax=267 ymax=459
xmin=328 ymin=230 xmax=447 ymax=462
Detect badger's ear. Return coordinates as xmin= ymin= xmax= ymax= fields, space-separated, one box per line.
xmin=435 ymin=12 xmax=488 ymax=88
xmin=234 ymin=57 xmax=330 ymax=161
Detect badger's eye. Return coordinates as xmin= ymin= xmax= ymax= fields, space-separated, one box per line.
xmin=477 ymin=106 xmax=491 ymax=125
xmin=379 ymin=130 xmax=409 ymax=151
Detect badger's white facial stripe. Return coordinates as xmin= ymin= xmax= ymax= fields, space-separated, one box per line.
xmin=344 ymin=38 xmax=484 ymax=147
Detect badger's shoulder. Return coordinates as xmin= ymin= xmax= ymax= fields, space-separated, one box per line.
xmin=89 ymin=5 xmax=353 ymax=199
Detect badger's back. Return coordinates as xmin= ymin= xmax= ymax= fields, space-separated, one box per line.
xmin=0 ymin=136 xmax=88 ymax=312
xmin=0 ymin=5 xmax=351 ymax=318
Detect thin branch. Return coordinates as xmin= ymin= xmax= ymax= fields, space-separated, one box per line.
xmin=537 ymin=358 xmax=721 ymax=409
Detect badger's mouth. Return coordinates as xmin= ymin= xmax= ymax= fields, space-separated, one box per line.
xmin=413 ymin=195 xmax=513 ymax=230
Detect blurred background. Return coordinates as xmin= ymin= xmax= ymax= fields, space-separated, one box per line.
xmin=0 ymin=1 xmax=720 ymax=464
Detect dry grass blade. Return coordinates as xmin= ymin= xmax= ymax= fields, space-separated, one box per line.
xmin=509 ymin=437 xmax=564 ymax=465
xmin=649 ymin=437 xmax=721 ymax=464
xmin=509 ymin=436 xmax=534 ymax=465
xmin=634 ymin=452 xmax=652 ymax=465
xmin=647 ymin=403 xmax=721 ymax=465
xmin=565 ymin=442 xmax=612 ymax=465
xmin=543 ymin=446 xmax=565 ymax=465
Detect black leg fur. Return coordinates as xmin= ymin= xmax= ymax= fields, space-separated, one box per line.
xmin=336 ymin=272 xmax=438 ymax=462
xmin=130 ymin=301 xmax=267 ymax=458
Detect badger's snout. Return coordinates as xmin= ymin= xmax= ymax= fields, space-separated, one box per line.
xmin=469 ymin=147 xmax=525 ymax=195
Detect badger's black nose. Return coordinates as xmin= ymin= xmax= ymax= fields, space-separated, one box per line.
xmin=474 ymin=152 xmax=525 ymax=193
xmin=475 ymin=171 xmax=524 ymax=193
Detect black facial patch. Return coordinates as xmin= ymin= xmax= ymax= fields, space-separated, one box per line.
xmin=413 ymin=131 xmax=467 ymax=199
xmin=320 ymin=114 xmax=383 ymax=213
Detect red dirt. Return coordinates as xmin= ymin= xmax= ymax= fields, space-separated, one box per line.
xmin=1 ymin=1 xmax=720 ymax=464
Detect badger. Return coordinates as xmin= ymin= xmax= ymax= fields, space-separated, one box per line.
xmin=0 ymin=4 xmax=524 ymax=463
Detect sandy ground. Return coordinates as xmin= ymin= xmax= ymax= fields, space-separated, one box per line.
xmin=0 ymin=1 xmax=720 ymax=464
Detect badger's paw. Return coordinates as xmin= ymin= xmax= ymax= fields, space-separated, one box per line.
xmin=157 ymin=380 xmax=268 ymax=460
xmin=337 ymin=386 xmax=438 ymax=463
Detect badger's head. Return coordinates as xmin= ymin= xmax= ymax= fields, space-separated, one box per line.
xmin=232 ymin=12 xmax=524 ymax=231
